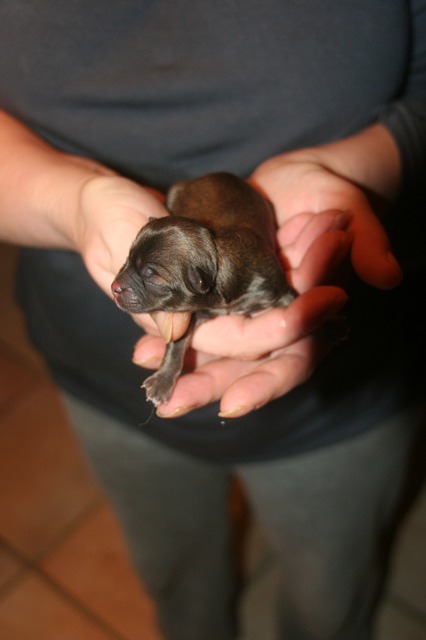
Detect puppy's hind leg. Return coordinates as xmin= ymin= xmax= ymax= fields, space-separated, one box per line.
xmin=142 ymin=331 xmax=192 ymax=407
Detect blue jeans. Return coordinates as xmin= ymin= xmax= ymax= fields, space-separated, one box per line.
xmin=63 ymin=394 xmax=422 ymax=640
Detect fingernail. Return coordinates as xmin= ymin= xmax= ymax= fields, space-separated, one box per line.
xmin=330 ymin=210 xmax=351 ymax=231
xmin=387 ymin=252 xmax=403 ymax=275
xmin=329 ymin=292 xmax=349 ymax=313
xmin=218 ymin=405 xmax=254 ymax=419
xmin=159 ymin=313 xmax=173 ymax=343
xmin=380 ymin=252 xmax=403 ymax=288
xmin=156 ymin=405 xmax=196 ymax=418
xmin=171 ymin=311 xmax=192 ymax=342
xmin=132 ymin=356 xmax=162 ymax=368
xmin=330 ymin=233 xmax=353 ymax=264
xmin=315 ymin=293 xmax=348 ymax=328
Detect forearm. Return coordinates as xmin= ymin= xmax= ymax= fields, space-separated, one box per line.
xmin=304 ymin=123 xmax=402 ymax=204
xmin=0 ymin=110 xmax=113 ymax=248
xmin=255 ymin=123 xmax=402 ymax=212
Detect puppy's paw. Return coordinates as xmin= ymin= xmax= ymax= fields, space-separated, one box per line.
xmin=142 ymin=372 xmax=175 ymax=407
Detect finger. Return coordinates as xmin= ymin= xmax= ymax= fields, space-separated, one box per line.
xmin=156 ymin=357 xmax=253 ymax=418
xmin=132 ymin=286 xmax=346 ymax=365
xmin=191 ymin=286 xmax=347 ymax=360
xmin=156 ymin=335 xmax=323 ymax=419
xmin=151 ymin=310 xmax=192 ymax=342
xmin=132 ymin=333 xmax=165 ymax=369
xmin=349 ymin=209 xmax=402 ymax=289
xmin=218 ymin=336 xmax=321 ymax=417
xmin=130 ymin=312 xmax=159 ymax=335
xmin=130 ymin=310 xmax=192 ymax=341
xmin=290 ymin=230 xmax=352 ymax=292
xmin=132 ymin=333 xmax=215 ymax=370
xmin=276 ymin=212 xmax=314 ymax=246
xmin=278 ymin=209 xmax=351 ymax=268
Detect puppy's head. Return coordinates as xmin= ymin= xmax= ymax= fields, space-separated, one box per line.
xmin=111 ymin=217 xmax=218 ymax=313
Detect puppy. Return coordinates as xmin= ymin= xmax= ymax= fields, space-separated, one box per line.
xmin=112 ymin=172 xmax=296 ymax=406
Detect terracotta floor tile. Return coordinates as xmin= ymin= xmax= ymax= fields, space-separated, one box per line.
xmin=42 ymin=502 xmax=163 ymax=640
xmin=0 ymin=380 xmax=100 ymax=558
xmin=2 ymin=243 xmax=426 ymax=640
xmin=0 ymin=542 xmax=25 ymax=591
xmin=0 ymin=244 xmax=47 ymax=374
xmin=0 ymin=571 xmax=118 ymax=640
xmin=0 ymin=347 xmax=39 ymax=411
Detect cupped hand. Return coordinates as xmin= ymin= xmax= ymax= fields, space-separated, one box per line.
xmin=252 ymin=152 xmax=402 ymax=289
xmin=101 ymin=149 xmax=402 ymax=419
xmin=133 ymin=202 xmax=353 ymax=418
xmin=133 ymin=284 xmax=348 ymax=418
xmin=76 ymin=174 xmax=194 ymax=341
xmin=77 ymin=175 xmax=167 ymax=294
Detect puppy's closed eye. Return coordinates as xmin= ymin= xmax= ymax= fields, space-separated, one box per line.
xmin=141 ymin=265 xmax=169 ymax=293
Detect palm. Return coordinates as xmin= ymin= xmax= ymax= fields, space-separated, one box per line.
xmin=252 ymin=156 xmax=401 ymax=289
xmin=133 ymin=161 xmax=358 ymax=417
xmin=110 ymin=157 xmax=400 ymax=418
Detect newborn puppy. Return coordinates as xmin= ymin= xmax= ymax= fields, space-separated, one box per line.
xmin=112 ymin=172 xmax=296 ymax=406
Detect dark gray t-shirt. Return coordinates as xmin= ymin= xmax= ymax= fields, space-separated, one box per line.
xmin=1 ymin=1 xmax=426 ymax=461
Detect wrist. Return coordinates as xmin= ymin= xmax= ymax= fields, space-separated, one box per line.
xmin=0 ymin=110 xmax=115 ymax=248
xmin=41 ymin=154 xmax=116 ymax=251
xmin=285 ymin=124 xmax=401 ymax=205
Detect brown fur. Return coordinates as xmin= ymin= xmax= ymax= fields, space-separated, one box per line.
xmin=112 ymin=172 xmax=295 ymax=405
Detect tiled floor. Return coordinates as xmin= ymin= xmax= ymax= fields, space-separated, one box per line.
xmin=0 ymin=242 xmax=425 ymax=639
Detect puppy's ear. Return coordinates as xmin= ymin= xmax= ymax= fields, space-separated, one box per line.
xmin=186 ymin=264 xmax=215 ymax=294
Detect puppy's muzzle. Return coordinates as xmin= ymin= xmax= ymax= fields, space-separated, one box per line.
xmin=112 ymin=275 xmax=144 ymax=313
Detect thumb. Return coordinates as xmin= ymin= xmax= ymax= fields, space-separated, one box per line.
xmin=350 ymin=205 xmax=402 ymax=290
xmin=151 ymin=311 xmax=192 ymax=342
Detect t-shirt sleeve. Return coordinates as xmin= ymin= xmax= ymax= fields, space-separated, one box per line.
xmin=376 ymin=0 xmax=426 ymax=190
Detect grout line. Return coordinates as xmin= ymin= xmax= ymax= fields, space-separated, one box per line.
xmin=0 ymin=497 xmax=103 ymax=595
xmin=35 ymin=572 xmax=128 ymax=640
xmin=0 ymin=502 xmax=128 ymax=640
xmin=32 ymin=496 xmax=105 ymax=566
xmin=0 ymin=336 xmax=46 ymax=376
xmin=0 ymin=552 xmax=29 ymax=598
xmin=0 ymin=567 xmax=127 ymax=640
xmin=0 ymin=498 xmax=103 ymax=576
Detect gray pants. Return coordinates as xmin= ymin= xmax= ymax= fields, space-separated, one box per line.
xmin=63 ymin=394 xmax=421 ymax=640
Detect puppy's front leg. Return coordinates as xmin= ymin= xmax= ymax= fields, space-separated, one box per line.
xmin=142 ymin=331 xmax=192 ymax=406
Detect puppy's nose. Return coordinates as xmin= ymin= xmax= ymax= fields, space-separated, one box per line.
xmin=111 ymin=280 xmax=125 ymax=295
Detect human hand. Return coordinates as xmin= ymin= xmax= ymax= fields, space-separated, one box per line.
xmin=132 ymin=204 xmax=351 ymax=418
xmin=0 ymin=108 xmax=400 ymax=417
xmin=77 ymin=175 xmax=166 ymax=294
xmin=78 ymin=171 xmax=350 ymax=420
xmin=133 ymin=134 xmax=402 ymax=418
xmin=133 ymin=284 xmax=347 ymax=418
xmin=76 ymin=174 xmax=192 ymax=340
xmin=251 ymin=150 xmax=402 ymax=291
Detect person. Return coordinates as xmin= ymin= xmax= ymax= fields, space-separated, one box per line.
xmin=0 ymin=2 xmax=425 ymax=639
